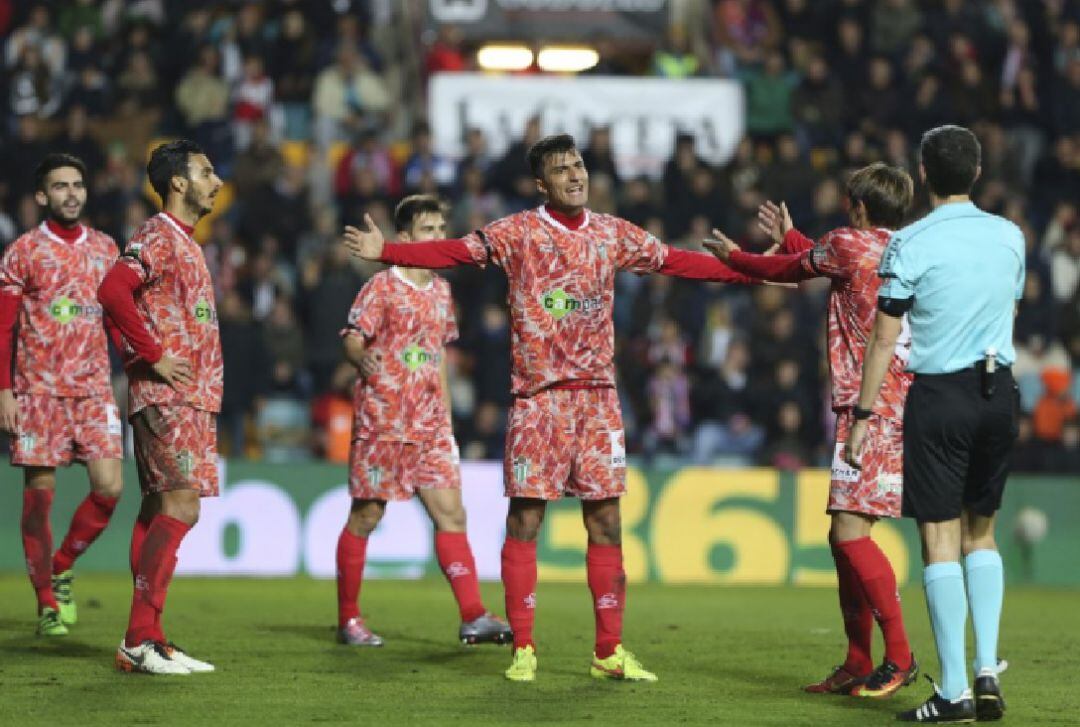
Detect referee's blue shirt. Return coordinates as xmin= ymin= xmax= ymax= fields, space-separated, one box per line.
xmin=877 ymin=201 xmax=1025 ymax=375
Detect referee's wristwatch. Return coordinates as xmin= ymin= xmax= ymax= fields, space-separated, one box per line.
xmin=852 ymin=406 xmax=873 ymax=421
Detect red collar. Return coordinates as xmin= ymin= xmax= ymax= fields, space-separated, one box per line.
xmin=164 ymin=211 xmax=195 ymax=235
xmin=44 ymin=219 xmax=83 ymax=243
xmin=544 ymin=205 xmax=587 ymax=231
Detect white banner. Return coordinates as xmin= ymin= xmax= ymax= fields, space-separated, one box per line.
xmin=429 ymin=73 xmax=744 ymax=178
xmin=177 ymin=461 xmax=509 ymax=580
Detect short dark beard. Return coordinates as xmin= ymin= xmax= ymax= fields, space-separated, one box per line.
xmin=182 ymin=183 xmax=209 ymax=219
xmin=47 ymin=201 xmax=81 ymax=226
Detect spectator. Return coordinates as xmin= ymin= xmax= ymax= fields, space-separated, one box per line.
xmin=311 ymin=42 xmax=390 ymax=147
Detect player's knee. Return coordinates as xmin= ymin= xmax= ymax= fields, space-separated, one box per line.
xmin=91 ymin=475 xmax=123 ymax=499
xmin=434 ymin=507 xmax=467 ymax=533
xmin=961 ymin=534 xmax=996 ymax=557
xmin=347 ymin=502 xmax=384 ymax=536
xmin=505 ymin=511 xmax=543 ymax=541
xmin=584 ymin=509 xmax=621 ymax=545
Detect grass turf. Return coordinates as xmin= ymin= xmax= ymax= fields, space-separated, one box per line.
xmin=0 ymin=575 xmax=1077 ymax=725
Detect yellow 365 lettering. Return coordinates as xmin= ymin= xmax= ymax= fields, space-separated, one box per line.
xmin=537 ymin=466 xmax=649 ymax=583
xmin=652 ymin=468 xmax=788 ymax=584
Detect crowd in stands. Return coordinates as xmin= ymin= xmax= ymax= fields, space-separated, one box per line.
xmin=0 ymin=0 xmax=1077 ymax=473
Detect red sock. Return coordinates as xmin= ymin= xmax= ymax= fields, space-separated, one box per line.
xmin=435 ymin=531 xmax=486 ymax=622
xmin=838 ymin=537 xmax=912 ymax=670
xmin=21 ymin=488 xmax=57 ymax=612
xmin=125 ymin=514 xmax=190 ymax=647
xmin=53 ymin=492 xmax=119 ymax=574
xmin=130 ymin=518 xmax=150 ymax=584
xmin=501 ymin=537 xmax=537 ymax=650
xmin=586 ymin=543 xmax=625 ymax=659
xmin=832 ymin=543 xmax=874 ymax=676
xmin=336 ymin=528 xmax=368 ymax=627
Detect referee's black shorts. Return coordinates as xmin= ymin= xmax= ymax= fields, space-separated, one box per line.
xmin=902 ymin=366 xmax=1019 ymax=523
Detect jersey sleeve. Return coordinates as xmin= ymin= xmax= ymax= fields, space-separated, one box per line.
xmin=441 ymin=282 xmax=459 ymax=345
xmin=877 ymin=232 xmax=916 ymax=300
xmin=614 ymin=218 xmax=667 ymax=273
xmin=0 ymin=239 xmax=30 ymax=296
xmin=461 ymin=216 xmax=516 ymax=271
xmin=341 ymin=276 xmax=384 ymax=340
xmin=803 ymin=230 xmax=853 ymax=280
xmin=118 ymin=229 xmax=170 ymax=284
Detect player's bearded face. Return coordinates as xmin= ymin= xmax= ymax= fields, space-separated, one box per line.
xmin=539 ymin=150 xmax=589 ymax=213
xmin=38 ymin=166 xmax=87 ymax=224
xmin=403 ymin=212 xmax=447 ymax=242
xmin=183 ymin=154 xmax=223 ymax=217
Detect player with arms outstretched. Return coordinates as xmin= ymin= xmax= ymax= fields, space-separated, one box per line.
xmin=705 ymin=162 xmax=918 ymax=698
xmin=0 ymin=154 xmax=124 ymax=636
xmin=342 ymin=134 xmax=760 ymax=682
xmin=335 ymin=194 xmax=512 ymax=647
xmin=98 ymin=140 xmax=223 ymax=675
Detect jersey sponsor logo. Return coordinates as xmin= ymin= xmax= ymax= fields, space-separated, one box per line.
xmin=401 ymin=343 xmax=438 ymax=372
xmin=49 ymin=296 xmax=102 ymax=324
xmin=126 ymin=242 xmax=144 ymax=259
xmin=540 ymin=288 xmax=603 ymax=320
xmin=193 ymin=299 xmax=218 ymax=325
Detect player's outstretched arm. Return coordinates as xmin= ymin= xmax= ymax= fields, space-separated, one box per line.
xmin=704 ymin=229 xmax=813 ymax=284
xmin=657 ymin=244 xmax=762 ymax=284
xmin=342 ymin=214 xmax=477 ymax=270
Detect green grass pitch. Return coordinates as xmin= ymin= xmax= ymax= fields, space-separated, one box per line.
xmin=0 ymin=575 xmax=1077 ymax=725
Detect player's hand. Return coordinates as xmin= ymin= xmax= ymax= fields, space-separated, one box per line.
xmin=151 ymin=356 xmax=194 ymax=390
xmin=0 ymin=389 xmax=18 ymax=434
xmin=358 ymin=350 xmax=381 ymax=380
xmin=341 ymin=214 xmax=385 ymax=261
xmin=843 ymin=419 xmax=869 ymax=469
xmin=702 ymin=230 xmax=740 ymax=262
xmin=757 ymin=201 xmax=792 ymax=246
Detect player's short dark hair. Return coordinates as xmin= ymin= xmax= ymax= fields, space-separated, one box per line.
xmin=527 ymin=133 xmax=578 ymax=178
xmin=147 ymin=139 xmax=205 ymax=203
xmin=34 ymin=153 xmax=87 ymax=192
xmin=846 ymin=162 xmax=913 ymax=229
xmin=393 ymin=194 xmax=445 ymax=232
xmin=919 ymin=125 xmax=981 ymax=197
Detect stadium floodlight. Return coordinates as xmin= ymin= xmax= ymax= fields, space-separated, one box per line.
xmin=477 ymin=44 xmax=534 ymax=71
xmin=536 ymin=46 xmax=600 ymax=73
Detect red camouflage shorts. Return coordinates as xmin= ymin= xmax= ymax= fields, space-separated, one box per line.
xmin=10 ymin=393 xmax=123 ymax=467
xmin=349 ymin=431 xmax=461 ymax=501
xmin=504 ymin=386 xmax=627 ymax=501
xmin=131 ymin=404 xmax=219 ymax=497
xmin=828 ymin=409 xmax=903 ymax=519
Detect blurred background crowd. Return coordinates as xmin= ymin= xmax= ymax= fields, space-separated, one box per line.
xmin=0 ymin=0 xmax=1077 ymax=473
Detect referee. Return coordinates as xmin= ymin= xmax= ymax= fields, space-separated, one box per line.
xmin=843 ymin=125 xmax=1024 ymax=724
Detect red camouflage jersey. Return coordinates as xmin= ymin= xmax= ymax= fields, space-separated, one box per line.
xmin=461 ymin=207 xmax=667 ymax=397
xmin=802 ymin=227 xmax=912 ymax=419
xmin=342 ymin=267 xmax=458 ymax=442
xmin=117 ymin=213 xmax=223 ymax=414
xmin=0 ymin=223 xmax=117 ymax=396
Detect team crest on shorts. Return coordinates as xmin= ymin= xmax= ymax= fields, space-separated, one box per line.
xmin=175 ymin=450 xmax=195 ymax=476
xmin=512 ymin=456 xmax=530 ymax=484
xmin=19 ymin=433 xmax=36 ymax=452
xmin=366 ymin=465 xmax=383 ymax=488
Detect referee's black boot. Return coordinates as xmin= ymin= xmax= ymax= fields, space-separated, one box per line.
xmin=973 ymin=669 xmax=1006 ymax=721
xmin=897 ymin=679 xmax=975 ymax=723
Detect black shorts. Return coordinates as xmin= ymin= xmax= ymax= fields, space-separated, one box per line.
xmin=902 ymin=367 xmax=1019 ymax=523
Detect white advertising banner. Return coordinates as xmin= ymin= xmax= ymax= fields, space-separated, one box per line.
xmin=177 ymin=461 xmax=509 ymax=580
xmin=429 ymin=73 xmax=745 ymax=178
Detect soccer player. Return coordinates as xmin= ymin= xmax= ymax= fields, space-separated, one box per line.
xmin=705 ymin=163 xmax=918 ymax=698
xmin=342 ymin=133 xmax=759 ymax=682
xmin=335 ymin=194 xmax=512 ymax=648
xmin=0 ymin=153 xmax=124 ymax=637
xmin=97 ymin=140 xmax=223 ymax=675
